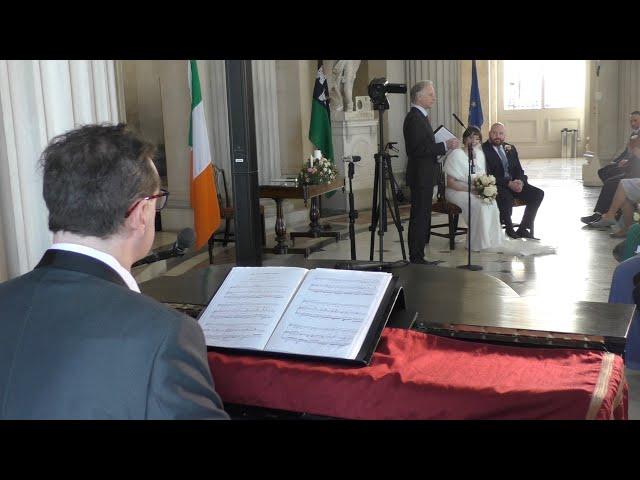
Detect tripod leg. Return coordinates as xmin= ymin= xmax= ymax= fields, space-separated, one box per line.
xmin=385 ymin=157 xmax=407 ymax=260
xmin=369 ymin=159 xmax=380 ymax=261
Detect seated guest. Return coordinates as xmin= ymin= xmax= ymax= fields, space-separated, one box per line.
xmin=482 ymin=122 xmax=544 ymax=239
xmin=581 ymin=111 xmax=640 ymax=225
xmin=598 ymin=111 xmax=640 ymax=183
xmin=591 ymin=137 xmax=640 ymax=236
xmin=444 ymin=126 xmax=504 ymax=251
xmin=0 ymin=124 xmax=229 ymax=420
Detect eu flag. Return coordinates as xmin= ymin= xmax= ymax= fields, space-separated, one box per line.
xmin=468 ymin=60 xmax=484 ymax=128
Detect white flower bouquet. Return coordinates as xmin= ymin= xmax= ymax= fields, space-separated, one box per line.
xmin=298 ymin=154 xmax=338 ymax=185
xmin=473 ymin=174 xmax=498 ymax=203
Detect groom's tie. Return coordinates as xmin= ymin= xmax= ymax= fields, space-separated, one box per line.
xmin=497 ymin=145 xmax=510 ymax=179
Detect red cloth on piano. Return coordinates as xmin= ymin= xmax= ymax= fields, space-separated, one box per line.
xmin=208 ymin=328 xmax=627 ymax=420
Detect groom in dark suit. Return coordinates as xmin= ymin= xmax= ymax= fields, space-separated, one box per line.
xmin=482 ymin=122 xmax=544 ymax=239
xmin=403 ymin=80 xmax=459 ymax=264
xmin=0 ymin=124 xmax=228 ymax=419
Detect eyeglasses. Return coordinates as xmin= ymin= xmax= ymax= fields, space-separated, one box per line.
xmin=125 ymin=189 xmax=170 ymax=218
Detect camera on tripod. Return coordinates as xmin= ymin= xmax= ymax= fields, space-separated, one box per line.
xmin=368 ymin=78 xmax=407 ymax=110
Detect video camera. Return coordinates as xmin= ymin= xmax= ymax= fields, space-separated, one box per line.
xmin=368 ymin=78 xmax=407 ymax=111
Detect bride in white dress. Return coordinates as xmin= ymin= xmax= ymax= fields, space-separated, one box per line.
xmin=444 ymin=126 xmax=503 ymax=251
xmin=443 ymin=126 xmax=555 ymax=256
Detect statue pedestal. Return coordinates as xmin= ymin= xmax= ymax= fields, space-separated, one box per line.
xmin=321 ymin=112 xmax=378 ymax=215
xmin=582 ymin=151 xmax=603 ymax=187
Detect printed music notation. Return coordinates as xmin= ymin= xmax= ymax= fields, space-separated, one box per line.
xmin=199 ymin=266 xmax=393 ymax=360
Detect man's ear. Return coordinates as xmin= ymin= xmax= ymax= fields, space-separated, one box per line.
xmin=124 ymin=200 xmax=149 ymax=235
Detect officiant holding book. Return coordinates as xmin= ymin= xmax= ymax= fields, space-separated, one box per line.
xmin=404 ymin=80 xmax=460 ymax=264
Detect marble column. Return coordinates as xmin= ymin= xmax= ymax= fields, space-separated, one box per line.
xmin=618 ymin=61 xmax=640 ymax=147
xmin=252 ymin=60 xmax=281 ymax=184
xmin=0 ymin=60 xmax=120 ymax=280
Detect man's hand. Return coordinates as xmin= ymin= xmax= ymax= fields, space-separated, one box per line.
xmin=508 ymin=179 xmax=523 ymax=193
xmin=446 ymin=138 xmax=460 ymax=150
xmin=619 ymin=159 xmax=629 ymax=167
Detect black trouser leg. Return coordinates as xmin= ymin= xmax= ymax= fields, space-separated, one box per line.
xmin=496 ymin=186 xmax=514 ymax=230
xmin=599 ymin=163 xmax=624 ymax=183
xmin=408 ymin=185 xmax=431 ymax=262
xmin=594 ymin=178 xmax=622 ymax=214
xmin=514 ymin=183 xmax=544 ymax=232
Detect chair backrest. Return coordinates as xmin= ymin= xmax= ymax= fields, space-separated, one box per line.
xmin=212 ymin=165 xmax=231 ymax=209
xmin=435 ymin=157 xmax=447 ymax=202
xmin=608 ymin=255 xmax=640 ymax=304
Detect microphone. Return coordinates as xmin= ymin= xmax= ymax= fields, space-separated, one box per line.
xmin=468 ymin=143 xmax=475 ymax=174
xmin=132 ymin=228 xmax=195 ymax=267
xmin=452 ymin=113 xmax=465 ymax=128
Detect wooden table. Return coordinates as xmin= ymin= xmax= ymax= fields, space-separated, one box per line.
xmin=259 ymin=177 xmax=345 ymax=257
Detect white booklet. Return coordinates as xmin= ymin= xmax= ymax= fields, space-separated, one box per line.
xmin=434 ymin=125 xmax=456 ymax=145
xmin=198 ymin=266 xmax=394 ymax=362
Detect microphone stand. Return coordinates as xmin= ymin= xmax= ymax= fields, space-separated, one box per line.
xmin=457 ymin=143 xmax=483 ymax=271
xmin=346 ymin=156 xmax=359 ymax=261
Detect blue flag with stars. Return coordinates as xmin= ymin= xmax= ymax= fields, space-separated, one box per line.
xmin=468 ymin=60 xmax=483 ymax=128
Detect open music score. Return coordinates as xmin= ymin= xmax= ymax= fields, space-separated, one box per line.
xmin=198 ymin=266 xmax=395 ymax=363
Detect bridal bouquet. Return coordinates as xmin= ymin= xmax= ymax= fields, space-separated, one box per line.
xmin=473 ymin=174 xmax=498 ymax=203
xmin=298 ymin=154 xmax=338 ymax=185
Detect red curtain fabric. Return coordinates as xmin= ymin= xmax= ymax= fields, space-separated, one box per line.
xmin=208 ymin=328 xmax=627 ymax=420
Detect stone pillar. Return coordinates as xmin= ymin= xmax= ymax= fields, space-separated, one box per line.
xmin=252 ymin=60 xmax=281 ymax=184
xmin=321 ymin=111 xmax=378 ymax=214
xmin=0 ymin=60 xmax=120 ymax=280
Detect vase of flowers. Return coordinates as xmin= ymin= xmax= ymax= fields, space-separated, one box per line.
xmin=473 ymin=174 xmax=498 ymax=203
xmin=298 ymin=152 xmax=338 ymax=185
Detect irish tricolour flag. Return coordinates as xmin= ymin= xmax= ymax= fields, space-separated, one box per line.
xmin=189 ymin=60 xmax=220 ymax=249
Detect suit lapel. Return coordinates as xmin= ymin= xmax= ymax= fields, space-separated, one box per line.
xmin=484 ymin=142 xmax=504 ymax=177
xmin=35 ymin=249 xmax=128 ymax=288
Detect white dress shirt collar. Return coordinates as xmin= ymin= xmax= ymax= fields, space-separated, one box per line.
xmin=49 ymin=243 xmax=140 ymax=293
xmin=411 ymin=103 xmax=428 ymax=118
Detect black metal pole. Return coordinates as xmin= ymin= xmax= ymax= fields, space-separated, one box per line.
xmin=378 ymin=110 xmax=386 ymax=263
xmin=348 ymin=161 xmax=357 ymax=260
xmin=225 ymin=60 xmax=262 ymax=266
xmin=458 ymin=142 xmax=482 ymax=271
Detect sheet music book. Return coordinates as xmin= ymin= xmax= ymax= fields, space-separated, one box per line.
xmin=434 ymin=125 xmax=456 ymax=145
xmin=198 ymin=267 xmax=397 ymax=365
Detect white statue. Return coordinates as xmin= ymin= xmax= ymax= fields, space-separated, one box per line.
xmin=326 ymin=60 xmax=361 ymax=112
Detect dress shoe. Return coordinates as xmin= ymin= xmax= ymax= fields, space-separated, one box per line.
xmin=581 ymin=213 xmax=602 ymax=224
xmin=411 ymin=258 xmax=444 ymax=265
xmin=505 ymin=228 xmax=520 ymax=239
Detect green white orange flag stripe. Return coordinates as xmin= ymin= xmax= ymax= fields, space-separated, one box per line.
xmin=188 ymin=60 xmax=220 ymax=249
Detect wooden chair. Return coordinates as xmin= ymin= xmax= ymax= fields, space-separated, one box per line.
xmin=427 ymin=160 xmax=467 ymax=250
xmin=208 ymin=165 xmax=266 ymax=264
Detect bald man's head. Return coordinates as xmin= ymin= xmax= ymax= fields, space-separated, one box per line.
xmin=489 ymin=123 xmax=506 ymax=146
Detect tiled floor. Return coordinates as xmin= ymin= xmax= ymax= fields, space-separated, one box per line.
xmin=142 ymin=157 xmax=639 ymax=419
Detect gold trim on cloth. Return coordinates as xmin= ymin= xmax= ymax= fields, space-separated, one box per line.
xmin=586 ymin=352 xmax=615 ymax=420
xmin=609 ymin=369 xmax=627 ymax=420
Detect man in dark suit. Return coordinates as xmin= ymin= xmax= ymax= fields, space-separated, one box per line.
xmin=482 ymin=122 xmax=544 ymax=239
xmin=581 ymin=111 xmax=640 ymax=225
xmin=403 ymin=80 xmax=459 ymax=264
xmin=0 ymin=124 xmax=229 ymax=419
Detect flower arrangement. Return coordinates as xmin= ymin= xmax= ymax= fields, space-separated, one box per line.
xmin=298 ymin=153 xmax=338 ymax=185
xmin=473 ymin=174 xmax=498 ymax=203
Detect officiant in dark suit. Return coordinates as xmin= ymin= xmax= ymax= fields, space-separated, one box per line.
xmin=0 ymin=124 xmax=228 ymax=420
xmin=482 ymin=122 xmax=544 ymax=239
xmin=403 ymin=80 xmax=460 ymax=264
